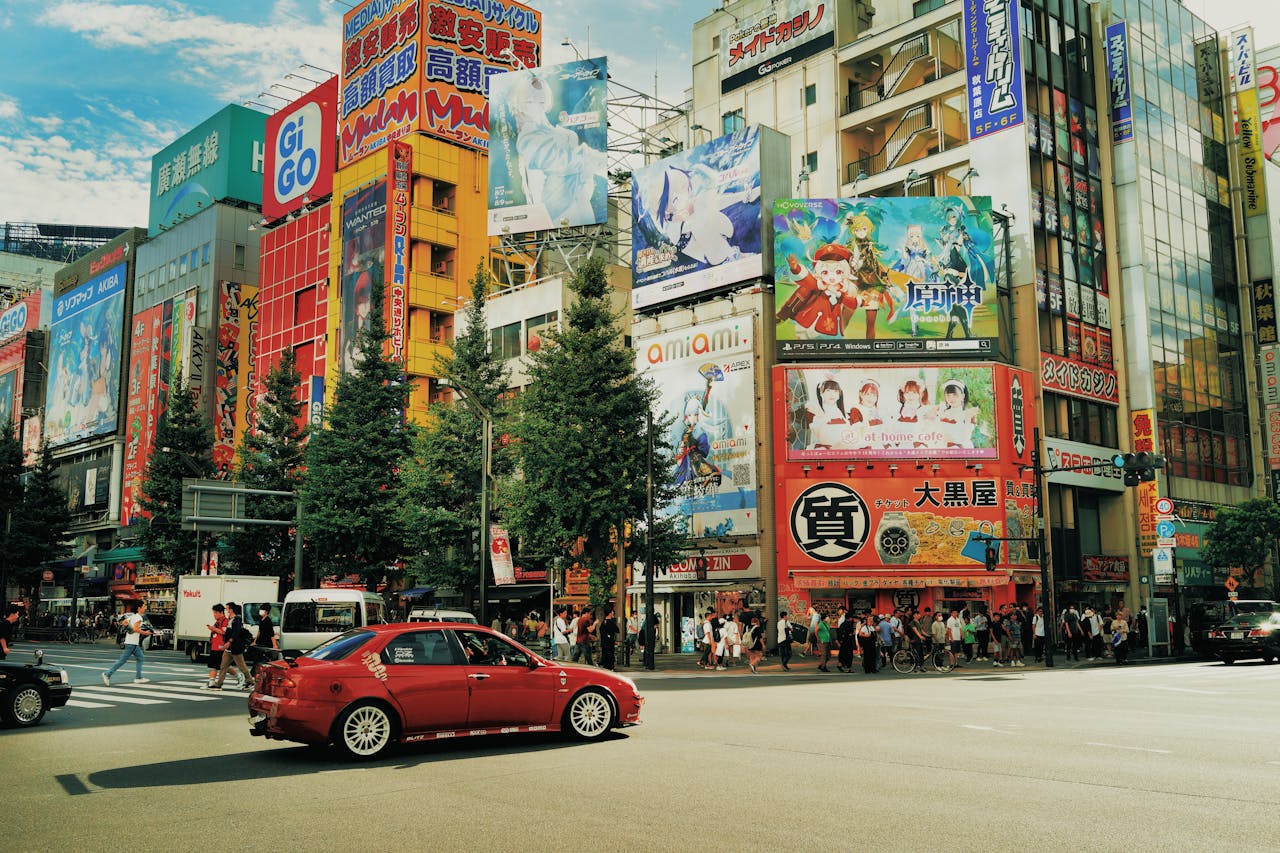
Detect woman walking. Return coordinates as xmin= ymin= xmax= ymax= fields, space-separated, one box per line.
xmin=858 ymin=616 xmax=878 ymax=674
xmin=742 ymin=615 xmax=766 ymax=673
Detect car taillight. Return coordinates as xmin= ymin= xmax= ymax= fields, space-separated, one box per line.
xmin=1209 ymin=630 xmax=1225 ymax=638
xmin=1248 ymin=627 xmax=1271 ymax=638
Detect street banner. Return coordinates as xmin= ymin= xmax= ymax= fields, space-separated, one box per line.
xmin=1106 ymin=22 xmax=1134 ymax=143
xmin=387 ymin=140 xmax=411 ymax=362
xmin=340 ymin=181 xmax=387 ymax=374
xmin=963 ymin=0 xmax=1024 ymax=139
xmin=490 ymin=525 xmax=516 ymax=586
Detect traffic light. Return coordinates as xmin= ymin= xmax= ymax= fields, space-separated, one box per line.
xmin=1112 ymin=452 xmax=1167 ymax=487
xmin=984 ymin=543 xmax=998 ymax=571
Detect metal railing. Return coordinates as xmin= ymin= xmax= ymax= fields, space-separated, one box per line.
xmin=845 ymin=34 xmax=932 ymax=114
xmin=850 ymin=104 xmax=934 ymax=180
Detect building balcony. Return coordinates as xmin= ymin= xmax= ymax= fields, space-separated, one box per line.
xmin=406 ymin=339 xmax=451 ymax=378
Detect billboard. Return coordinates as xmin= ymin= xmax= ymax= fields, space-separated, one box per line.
xmin=636 ymin=315 xmax=759 ymax=538
xmin=719 ymin=0 xmax=835 ymax=94
xmin=963 ymin=0 xmax=1024 ymax=140
xmin=149 ymin=105 xmax=267 ymax=235
xmin=487 ymin=57 xmax=609 ymax=235
xmin=1232 ymin=28 xmax=1268 ymax=218
xmin=340 ymin=182 xmax=387 ymax=373
xmin=782 ymin=364 xmax=1000 ymax=461
xmin=779 ymin=476 xmax=1038 ymax=569
xmin=44 ymin=263 xmax=127 ymax=448
xmin=632 ymin=126 xmax=788 ymax=310
xmin=213 ymin=282 xmax=259 ymax=479
xmin=264 ymin=77 xmax=338 ymax=220
xmin=387 ymin=140 xmax=411 ymax=363
xmin=0 ymin=368 xmax=15 ymax=427
xmin=1106 ymin=22 xmax=1134 ymax=143
xmin=1039 ymin=351 xmax=1119 ymax=404
xmin=774 ymin=196 xmax=997 ymax=358
xmin=121 ymin=306 xmax=165 ymax=527
xmin=338 ymin=0 xmax=542 ymax=164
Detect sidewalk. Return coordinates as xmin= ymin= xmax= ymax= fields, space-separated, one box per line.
xmin=612 ymin=646 xmax=1201 ymax=677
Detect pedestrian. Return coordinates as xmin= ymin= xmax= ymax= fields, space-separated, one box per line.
xmin=102 ymin=602 xmax=152 ymax=685
xmin=699 ymin=610 xmax=716 ymax=669
xmin=204 ymin=603 xmax=237 ymax=686
xmin=722 ymin=611 xmax=742 ymax=667
xmin=962 ymin=614 xmax=976 ymax=662
xmin=1032 ymin=607 xmax=1046 ymax=661
xmin=551 ymin=608 xmax=569 ymax=660
xmin=742 ymin=615 xmax=765 ymax=673
xmin=626 ymin=610 xmax=643 ymax=659
xmin=806 ymin=605 xmax=821 ymax=656
xmin=858 ymin=616 xmax=878 ymax=674
xmin=0 ymin=605 xmax=19 ymax=660
xmin=989 ymin=613 xmax=1006 ymax=667
xmin=930 ymin=611 xmax=947 ymax=656
xmin=1111 ymin=613 xmax=1130 ymax=664
xmin=973 ymin=609 xmax=989 ymax=660
xmin=1088 ymin=607 xmax=1104 ymax=660
xmin=890 ymin=610 xmax=905 ymax=656
xmin=576 ymin=608 xmax=596 ymax=666
xmin=836 ymin=610 xmax=857 ymax=672
xmin=776 ymin=610 xmax=793 ymax=671
xmin=1080 ymin=606 xmax=1096 ymax=659
xmin=1006 ymin=615 xmax=1025 ymax=666
xmin=599 ymin=606 xmax=619 ymax=670
xmin=1061 ymin=604 xmax=1082 ymax=661
xmin=877 ymin=613 xmax=894 ymax=670
xmin=945 ymin=609 xmax=964 ymax=662
xmin=567 ymin=609 xmax=581 ymax=661
xmin=814 ymin=613 xmax=832 ymax=672
xmin=207 ymin=603 xmax=252 ymax=690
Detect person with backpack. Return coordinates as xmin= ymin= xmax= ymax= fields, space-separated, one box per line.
xmin=1061 ymin=604 xmax=1082 ymax=661
xmin=102 ymin=602 xmax=153 ymax=685
xmin=207 ymin=602 xmax=253 ymax=690
xmin=742 ymin=614 xmax=765 ymax=673
xmin=204 ymin=603 xmax=241 ymax=687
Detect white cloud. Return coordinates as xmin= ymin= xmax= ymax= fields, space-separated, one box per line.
xmin=0 ymin=93 xmax=18 ymax=120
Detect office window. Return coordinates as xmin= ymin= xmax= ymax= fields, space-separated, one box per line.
xmin=913 ymin=0 xmax=945 ymax=16
xmin=803 ymin=151 xmax=818 ymax=174
xmin=721 ymin=108 xmax=744 ymax=135
xmin=490 ymin=322 xmax=521 ymax=360
xmin=234 ymin=243 xmax=246 ymax=270
xmin=803 ymin=83 xmax=817 ymax=106
xmin=179 ymin=253 xmax=189 ymax=276
xmin=201 ymin=242 xmax=211 ymax=265
xmin=169 ymin=260 xmax=178 ymax=280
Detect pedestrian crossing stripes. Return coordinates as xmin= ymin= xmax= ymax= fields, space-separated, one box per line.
xmin=57 ymin=679 xmax=251 ymax=711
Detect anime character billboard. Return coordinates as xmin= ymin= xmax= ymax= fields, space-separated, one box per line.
xmin=632 ymin=126 xmax=788 ymax=311
xmin=488 ymin=58 xmax=608 ymax=235
xmin=782 ymin=364 xmax=999 ymax=461
xmin=636 ymin=316 xmax=759 ymax=537
xmin=340 ymin=182 xmax=387 ymax=374
xmin=774 ymin=196 xmax=998 ymax=358
xmin=44 ymin=263 xmax=127 ymax=448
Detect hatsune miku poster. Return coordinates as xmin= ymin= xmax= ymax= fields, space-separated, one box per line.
xmin=773 ymin=196 xmax=998 ymax=358
xmin=635 ymin=315 xmax=759 ymax=538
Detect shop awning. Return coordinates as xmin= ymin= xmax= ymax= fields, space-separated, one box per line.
xmin=789 ymin=573 xmax=1010 ymax=590
xmin=94 ymin=546 xmax=146 ymax=564
xmin=396 ymin=587 xmax=435 ymax=598
xmin=625 ymin=581 xmax=749 ymax=595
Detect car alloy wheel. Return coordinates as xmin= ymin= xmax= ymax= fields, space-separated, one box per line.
xmin=6 ymin=685 xmax=47 ymax=727
xmin=338 ymin=702 xmax=395 ymax=758
xmin=566 ymin=690 xmax=613 ymax=740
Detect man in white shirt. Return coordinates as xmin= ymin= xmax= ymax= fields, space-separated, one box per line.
xmin=102 ymin=602 xmax=153 ymax=685
xmin=553 ymin=607 xmax=570 ymax=660
xmin=776 ymin=610 xmax=792 ymax=671
xmin=946 ymin=610 xmax=965 ymax=660
xmin=566 ymin=611 xmax=580 ymax=661
xmin=1032 ymin=607 xmax=1047 ymax=662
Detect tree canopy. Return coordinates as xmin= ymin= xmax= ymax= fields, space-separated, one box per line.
xmin=1201 ymin=497 xmax=1280 ymax=593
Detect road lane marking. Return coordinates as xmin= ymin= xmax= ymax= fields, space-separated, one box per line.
xmin=123 ymin=685 xmax=222 ymax=701
xmin=67 ymin=690 xmax=168 ymax=705
xmin=1086 ymin=741 xmax=1171 ymax=754
xmin=64 ymin=699 xmax=112 ymax=709
xmin=1149 ymin=685 xmax=1227 ymax=695
xmin=962 ymin=724 xmax=1016 ymax=735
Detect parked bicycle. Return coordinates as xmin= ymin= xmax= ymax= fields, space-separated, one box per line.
xmin=892 ymin=643 xmax=956 ymax=674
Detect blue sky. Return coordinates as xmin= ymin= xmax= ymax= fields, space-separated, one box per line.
xmin=0 ymin=0 xmax=1275 ymax=228
xmin=0 ymin=0 xmax=703 ymax=227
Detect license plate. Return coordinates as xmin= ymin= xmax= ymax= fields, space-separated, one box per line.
xmin=1230 ymin=632 xmax=1244 ymax=640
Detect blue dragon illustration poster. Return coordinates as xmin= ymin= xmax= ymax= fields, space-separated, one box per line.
xmin=773 ymin=196 xmax=998 ymax=359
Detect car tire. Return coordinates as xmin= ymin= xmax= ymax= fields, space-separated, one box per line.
xmin=563 ymin=689 xmax=614 ymax=741
xmin=334 ymin=701 xmax=397 ymax=759
xmin=3 ymin=683 xmax=49 ymax=727
xmin=188 ymin=644 xmax=203 ymax=663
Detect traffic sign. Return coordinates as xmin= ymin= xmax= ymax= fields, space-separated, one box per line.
xmin=1157 ymin=537 xmax=1177 ymax=549
xmin=1154 ymin=497 xmax=1174 ymax=515
xmin=1156 ymin=520 xmax=1176 ymax=538
xmin=1152 ymin=547 xmax=1174 ymax=583
xmin=1224 ymin=576 xmax=1239 ymax=592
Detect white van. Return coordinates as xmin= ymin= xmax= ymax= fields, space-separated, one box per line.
xmin=407 ymin=608 xmax=477 ymax=624
xmin=280 ymin=589 xmax=388 ymax=654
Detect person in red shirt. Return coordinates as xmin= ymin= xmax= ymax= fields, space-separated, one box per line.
xmin=574 ymin=611 xmax=596 ymax=666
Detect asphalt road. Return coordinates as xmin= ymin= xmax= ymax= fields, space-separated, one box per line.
xmin=4 ymin=649 xmax=1278 ymax=851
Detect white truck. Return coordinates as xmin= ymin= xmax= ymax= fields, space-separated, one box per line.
xmin=175 ymin=575 xmax=283 ymax=662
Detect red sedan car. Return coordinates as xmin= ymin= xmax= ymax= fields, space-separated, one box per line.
xmin=248 ymin=622 xmax=644 ymax=758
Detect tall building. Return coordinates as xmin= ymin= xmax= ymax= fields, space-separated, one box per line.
xmin=656 ymin=0 xmax=1269 ymax=640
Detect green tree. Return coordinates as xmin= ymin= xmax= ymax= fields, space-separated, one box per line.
xmin=301 ymin=288 xmax=412 ymax=590
xmin=9 ymin=445 xmax=72 ymax=588
xmin=137 ymin=371 xmax=214 ymax=572
xmin=1201 ymin=497 xmax=1280 ymax=594
xmin=505 ymin=257 xmax=681 ymax=606
xmin=0 ymin=421 xmax=27 ymax=594
xmin=227 ymin=349 xmax=307 ymax=584
xmin=400 ymin=262 xmax=510 ymax=597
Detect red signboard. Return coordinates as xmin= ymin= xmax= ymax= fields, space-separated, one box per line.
xmin=386 ymin=140 xmax=411 ymax=362
xmin=1040 ymin=351 xmax=1120 ymax=404
xmin=1081 ymin=554 xmax=1129 ymax=582
xmin=121 ymin=305 xmax=165 ymax=527
xmin=264 ymin=77 xmax=338 ymax=220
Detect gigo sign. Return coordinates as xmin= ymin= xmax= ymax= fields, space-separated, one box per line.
xmin=264 ymin=77 xmax=338 ymax=220
xmin=0 ymin=300 xmax=28 ymax=345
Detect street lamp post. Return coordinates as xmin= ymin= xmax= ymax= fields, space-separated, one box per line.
xmin=445 ymin=380 xmax=493 ymax=627
xmin=644 ymin=409 xmax=656 ymax=671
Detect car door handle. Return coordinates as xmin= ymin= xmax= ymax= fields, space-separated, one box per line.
xmin=468 ymin=673 xmax=490 ymax=680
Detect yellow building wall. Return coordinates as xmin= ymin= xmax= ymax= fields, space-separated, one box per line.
xmin=328 ymin=133 xmax=496 ymax=423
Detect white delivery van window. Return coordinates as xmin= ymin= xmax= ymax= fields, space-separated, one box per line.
xmin=284 ymin=601 xmax=358 ymax=633
xmin=366 ymin=600 xmax=386 ymax=626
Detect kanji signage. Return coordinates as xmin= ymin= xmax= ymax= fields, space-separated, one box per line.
xmin=386 ymin=140 xmax=412 ymax=363
xmin=963 ymin=0 xmax=1024 ymax=140
xmin=1082 ymin=554 xmax=1128 ymax=583
xmin=1131 ymin=407 xmax=1161 ymax=555
xmin=1105 ymin=22 xmax=1133 ymax=143
xmin=1254 ymin=279 xmax=1276 ymax=346
xmin=719 ymin=0 xmax=835 ymax=94
xmin=1040 ymin=351 xmax=1119 ymax=404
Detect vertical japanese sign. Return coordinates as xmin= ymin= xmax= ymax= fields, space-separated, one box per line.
xmin=213 ymin=282 xmax=259 ymax=479
xmin=44 ymin=263 xmax=127 ymax=447
xmin=963 ymin=0 xmax=1024 ymax=140
xmin=387 ymin=140 xmax=411 ymax=363
xmin=1233 ymin=28 xmax=1268 ymax=217
xmin=1106 ymin=22 xmax=1134 ymax=143
xmin=1254 ymin=279 xmax=1277 ymax=346
xmin=339 ymin=0 xmax=422 ymax=167
xmin=121 ymin=306 xmax=164 ymax=526
xmin=490 ymin=525 xmax=516 ymax=586
xmin=1131 ymin=408 xmax=1160 ymax=556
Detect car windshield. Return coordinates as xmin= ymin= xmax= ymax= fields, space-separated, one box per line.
xmin=1232 ymin=602 xmax=1279 ymax=615
xmin=304 ymin=630 xmax=375 ymax=661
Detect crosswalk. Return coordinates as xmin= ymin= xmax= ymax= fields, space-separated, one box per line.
xmin=63 ymin=679 xmax=250 ymax=709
